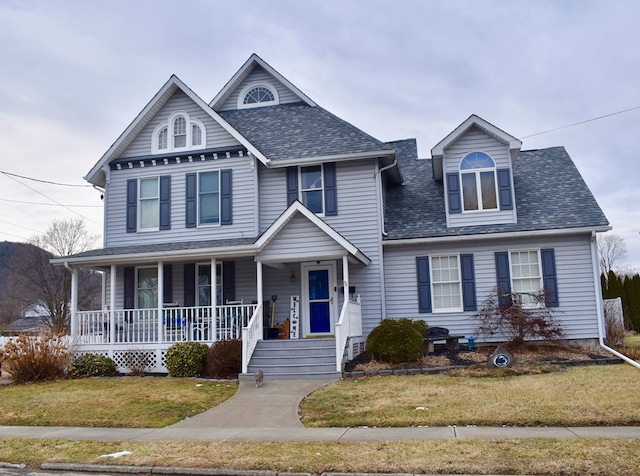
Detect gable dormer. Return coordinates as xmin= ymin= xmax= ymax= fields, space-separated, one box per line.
xmin=210 ymin=54 xmax=317 ymax=112
xmin=431 ymin=115 xmax=521 ymax=228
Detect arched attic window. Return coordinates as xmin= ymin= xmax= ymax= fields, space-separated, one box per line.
xmin=459 ymin=151 xmax=498 ymax=211
xmin=237 ymin=81 xmax=279 ymax=109
xmin=152 ymin=112 xmax=206 ymax=154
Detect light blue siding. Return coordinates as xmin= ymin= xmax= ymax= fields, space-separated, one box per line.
xmin=383 ymin=233 xmax=600 ymax=340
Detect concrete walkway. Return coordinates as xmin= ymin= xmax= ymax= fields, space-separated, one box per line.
xmin=0 ymin=378 xmax=639 ymax=442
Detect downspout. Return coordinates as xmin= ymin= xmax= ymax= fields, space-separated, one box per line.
xmin=591 ymin=231 xmax=640 ymax=369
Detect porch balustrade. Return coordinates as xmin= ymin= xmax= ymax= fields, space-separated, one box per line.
xmin=74 ymin=304 xmax=257 ymax=345
xmin=335 ymin=295 xmax=362 ymax=371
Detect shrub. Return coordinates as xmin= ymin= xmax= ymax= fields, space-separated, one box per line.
xmin=206 ymin=339 xmax=242 ymax=378
xmin=366 ymin=318 xmax=424 ymax=364
xmin=165 ymin=342 xmax=208 ymax=377
xmin=0 ymin=333 xmax=70 ymax=384
xmin=472 ymin=287 xmax=565 ymax=348
xmin=69 ymin=353 xmax=117 ymax=378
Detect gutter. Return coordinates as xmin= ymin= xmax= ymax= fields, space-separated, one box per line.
xmin=591 ymin=231 xmax=640 ymax=369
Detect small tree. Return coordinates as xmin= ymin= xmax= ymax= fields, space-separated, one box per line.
xmin=472 ymin=287 xmax=565 ymax=348
xmin=598 ymin=233 xmax=628 ymax=276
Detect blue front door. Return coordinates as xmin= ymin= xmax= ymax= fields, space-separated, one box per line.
xmin=308 ymin=269 xmax=331 ymax=334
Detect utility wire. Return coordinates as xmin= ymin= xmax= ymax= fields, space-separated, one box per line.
xmin=0 ymin=218 xmax=41 ymax=234
xmin=0 ymin=170 xmax=92 ymax=187
xmin=519 ymin=105 xmax=640 ymax=139
xmin=2 ymin=174 xmax=102 ymax=226
xmin=0 ymin=197 xmax=102 ymax=208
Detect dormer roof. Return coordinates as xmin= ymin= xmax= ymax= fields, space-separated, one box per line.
xmin=210 ymin=54 xmax=317 ymax=111
xmin=430 ymin=114 xmax=522 ymax=181
xmin=84 ymin=75 xmax=269 ymax=187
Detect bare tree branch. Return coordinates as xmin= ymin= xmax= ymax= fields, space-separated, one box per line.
xmin=598 ymin=233 xmax=628 ymax=276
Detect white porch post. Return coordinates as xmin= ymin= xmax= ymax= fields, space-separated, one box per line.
xmin=110 ymin=265 xmax=116 ymax=343
xmin=342 ymin=255 xmax=350 ymax=299
xmin=158 ymin=261 xmax=164 ymax=343
xmin=257 ymin=260 xmax=263 ymax=338
xmin=69 ymin=266 xmax=78 ymax=336
xmin=211 ymin=258 xmax=217 ymax=340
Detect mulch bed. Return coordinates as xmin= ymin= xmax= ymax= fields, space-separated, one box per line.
xmin=343 ymin=342 xmax=622 ymax=378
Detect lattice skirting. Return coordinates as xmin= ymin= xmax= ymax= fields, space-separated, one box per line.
xmin=73 ymin=344 xmax=176 ymax=373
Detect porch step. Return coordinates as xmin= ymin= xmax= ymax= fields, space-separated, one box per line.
xmin=241 ymin=338 xmax=341 ymax=380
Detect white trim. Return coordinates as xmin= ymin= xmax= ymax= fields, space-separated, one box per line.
xmin=430 ymin=254 xmax=463 ymax=313
xmin=299 ymin=164 xmax=325 ymax=215
xmin=382 ymin=226 xmax=612 ymax=247
xmin=237 ymin=81 xmax=280 ymax=109
xmin=459 ymin=150 xmax=499 ymax=213
xmin=152 ymin=111 xmax=207 ymax=154
xmin=210 ymin=53 xmax=317 ymax=110
xmin=138 ymin=176 xmax=160 ymax=232
xmin=301 ymin=261 xmax=337 ymax=337
xmin=269 ymin=150 xmax=396 ymax=168
xmin=508 ymin=248 xmax=543 ymax=309
xmin=254 ymin=201 xmax=371 ymax=266
xmin=85 ymin=75 xmax=270 ymax=186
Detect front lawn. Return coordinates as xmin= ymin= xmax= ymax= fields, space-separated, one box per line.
xmin=301 ymin=364 xmax=640 ymax=427
xmin=0 ymin=378 xmax=237 ymax=428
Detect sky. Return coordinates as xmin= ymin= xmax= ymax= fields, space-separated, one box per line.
xmin=0 ymin=0 xmax=639 ymax=270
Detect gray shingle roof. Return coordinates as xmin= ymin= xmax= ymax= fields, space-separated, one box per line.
xmin=220 ymin=103 xmax=393 ymax=162
xmin=60 ymin=238 xmax=256 ymax=261
xmin=384 ymin=142 xmax=609 ymax=240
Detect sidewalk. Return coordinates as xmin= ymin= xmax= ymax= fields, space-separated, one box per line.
xmin=0 ymin=378 xmax=639 ymax=441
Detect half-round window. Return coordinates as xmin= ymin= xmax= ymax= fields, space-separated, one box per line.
xmin=460 ymin=151 xmax=495 ymax=170
xmin=237 ymin=81 xmax=279 ymax=109
xmin=459 ymin=152 xmax=498 ymax=211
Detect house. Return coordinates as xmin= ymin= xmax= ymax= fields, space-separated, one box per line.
xmin=53 ymin=54 xmax=610 ymax=377
xmin=0 ymin=303 xmax=50 ymax=336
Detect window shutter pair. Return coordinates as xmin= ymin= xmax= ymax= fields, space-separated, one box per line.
xmin=123 ymin=265 xmax=173 ymax=308
xmin=286 ymin=163 xmax=337 ymax=216
xmin=494 ymin=249 xmax=559 ymax=308
xmin=185 ymin=170 xmax=233 ymax=228
xmin=446 ymin=168 xmax=513 ymax=214
xmin=416 ymin=254 xmax=476 ymax=313
xmin=125 ymin=176 xmax=171 ymax=232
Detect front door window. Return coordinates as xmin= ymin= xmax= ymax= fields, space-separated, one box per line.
xmin=197 ymin=264 xmax=222 ymax=306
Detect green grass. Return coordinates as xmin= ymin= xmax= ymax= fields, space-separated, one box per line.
xmin=0 ymin=438 xmax=639 ymax=476
xmin=0 ymin=377 xmax=237 ymax=427
xmin=301 ymin=364 xmax=640 ymax=427
xmin=626 ymin=332 xmax=640 ymax=347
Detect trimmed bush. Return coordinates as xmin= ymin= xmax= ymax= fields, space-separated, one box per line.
xmin=366 ymin=318 xmax=424 ymax=364
xmin=69 ymin=353 xmax=117 ymax=378
xmin=0 ymin=333 xmax=70 ymax=384
xmin=165 ymin=342 xmax=208 ymax=377
xmin=206 ymin=339 xmax=242 ymax=379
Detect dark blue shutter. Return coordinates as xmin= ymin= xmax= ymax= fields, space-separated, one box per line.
xmin=416 ymin=256 xmax=432 ymax=313
xmin=159 ymin=175 xmax=171 ymax=230
xmin=495 ymin=251 xmax=512 ymax=308
xmin=123 ymin=266 xmax=135 ymax=309
xmin=126 ymin=179 xmax=137 ymax=233
xmin=541 ymin=248 xmax=559 ymax=307
xmin=163 ymin=265 xmax=173 ymax=304
xmin=220 ymin=169 xmax=233 ymax=225
xmin=185 ymin=173 xmax=197 ymax=228
xmin=460 ymin=254 xmax=477 ymax=311
xmin=497 ymin=168 xmax=513 ymax=210
xmin=222 ymin=261 xmax=236 ymax=303
xmin=286 ymin=167 xmax=298 ymax=206
xmin=446 ymin=173 xmax=462 ymax=214
xmin=324 ymin=162 xmax=337 ymax=216
xmin=183 ymin=263 xmax=195 ymax=307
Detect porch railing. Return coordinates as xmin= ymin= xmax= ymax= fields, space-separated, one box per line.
xmin=74 ymin=304 xmax=258 ymax=345
xmin=335 ymin=294 xmax=362 ymax=372
xmin=241 ymin=302 xmax=263 ymax=374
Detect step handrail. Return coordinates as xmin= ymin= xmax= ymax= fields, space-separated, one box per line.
xmin=242 ymin=303 xmax=263 ymax=374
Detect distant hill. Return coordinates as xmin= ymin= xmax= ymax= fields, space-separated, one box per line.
xmin=0 ymin=241 xmax=48 ymax=285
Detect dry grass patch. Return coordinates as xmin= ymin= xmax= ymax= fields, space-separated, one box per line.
xmin=0 ymin=378 xmax=237 ymax=427
xmin=0 ymin=438 xmax=639 ymax=475
xmin=301 ymin=364 xmax=640 ymax=428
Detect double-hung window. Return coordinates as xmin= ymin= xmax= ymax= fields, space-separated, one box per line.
xmin=139 ymin=177 xmax=159 ymax=230
xmin=431 ymin=255 xmax=462 ymax=312
xmin=510 ymin=250 xmax=543 ymax=308
xmin=137 ymin=267 xmax=158 ymax=309
xmin=199 ymin=171 xmax=220 ymax=225
xmin=300 ymin=165 xmax=324 ymax=214
xmin=460 ymin=152 xmax=498 ymax=211
xmin=197 ymin=263 xmax=223 ymax=307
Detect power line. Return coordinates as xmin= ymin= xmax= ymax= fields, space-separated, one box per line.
xmin=519 ymin=105 xmax=640 ymax=139
xmin=0 ymin=197 xmax=102 ymax=208
xmin=2 ymin=173 xmax=102 ymax=226
xmin=0 ymin=170 xmax=92 ymax=188
xmin=0 ymin=218 xmax=41 ymax=234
